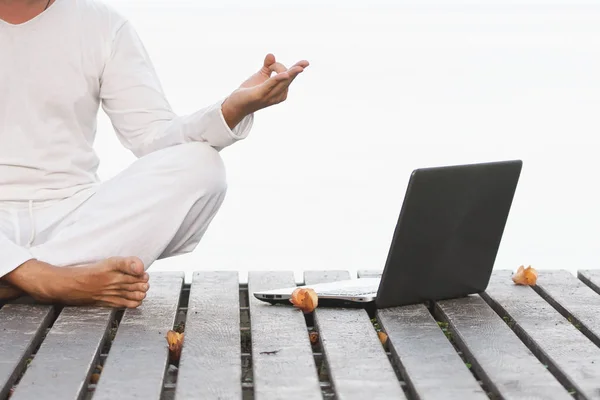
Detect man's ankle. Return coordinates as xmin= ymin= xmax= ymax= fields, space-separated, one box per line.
xmin=0 ymin=281 xmax=24 ymax=301
xmin=3 ymin=259 xmax=55 ymax=298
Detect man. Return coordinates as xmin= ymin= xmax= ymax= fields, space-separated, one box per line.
xmin=0 ymin=0 xmax=308 ymax=307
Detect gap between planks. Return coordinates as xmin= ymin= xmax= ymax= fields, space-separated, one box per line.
xmin=304 ymin=270 xmax=408 ymax=400
xmin=360 ymin=270 xmax=490 ymax=400
xmin=434 ymin=295 xmax=573 ymax=400
xmin=532 ymin=269 xmax=600 ymax=348
xmin=247 ymin=271 xmax=322 ymax=400
xmin=0 ymin=303 xmax=59 ymax=399
xmin=10 ymin=270 xmax=600 ymax=400
xmin=481 ymin=270 xmax=600 ymax=399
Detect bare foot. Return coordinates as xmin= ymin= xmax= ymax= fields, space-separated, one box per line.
xmin=0 ymin=283 xmax=23 ymax=302
xmin=4 ymin=257 xmax=150 ymax=308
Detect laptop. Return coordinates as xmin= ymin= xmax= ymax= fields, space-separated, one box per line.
xmin=254 ymin=159 xmax=523 ymax=308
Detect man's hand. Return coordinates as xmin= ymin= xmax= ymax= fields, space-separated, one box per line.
xmin=221 ymin=53 xmax=309 ymax=129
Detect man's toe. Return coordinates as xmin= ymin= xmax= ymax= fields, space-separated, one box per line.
xmin=109 ymin=256 xmax=145 ymax=276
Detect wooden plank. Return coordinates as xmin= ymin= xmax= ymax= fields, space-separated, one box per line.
xmin=305 ymin=271 xmax=406 ymax=400
xmin=578 ymin=270 xmax=600 ymax=295
xmin=10 ymin=307 xmax=114 ymax=400
xmin=0 ymin=304 xmax=54 ymax=398
xmin=377 ymin=305 xmax=488 ymax=400
xmin=93 ymin=272 xmax=183 ymax=400
xmin=248 ymin=271 xmax=321 ymax=400
xmin=534 ymin=269 xmax=600 ymax=346
xmin=175 ymin=271 xmax=241 ymax=400
xmin=358 ymin=268 xmax=486 ymax=399
xmin=436 ymin=296 xmax=572 ymax=400
xmin=482 ymin=270 xmax=600 ymax=399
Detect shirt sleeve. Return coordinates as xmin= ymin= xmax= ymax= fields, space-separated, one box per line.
xmin=99 ymin=21 xmax=253 ymax=156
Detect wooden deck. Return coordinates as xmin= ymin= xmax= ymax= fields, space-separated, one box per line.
xmin=1 ymin=269 xmax=600 ymax=400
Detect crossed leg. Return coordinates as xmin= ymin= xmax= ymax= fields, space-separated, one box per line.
xmin=1 ymin=142 xmax=227 ymax=307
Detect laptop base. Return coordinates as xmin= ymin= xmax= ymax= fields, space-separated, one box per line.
xmin=258 ymin=297 xmax=375 ymax=309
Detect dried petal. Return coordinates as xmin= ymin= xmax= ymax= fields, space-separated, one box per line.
xmin=166 ymin=330 xmax=185 ymax=362
xmin=309 ymin=331 xmax=319 ymax=345
xmin=289 ymin=288 xmax=319 ymax=313
xmin=512 ymin=265 xmax=538 ymax=286
xmin=89 ymin=364 xmax=103 ymax=384
xmin=174 ymin=321 xmax=185 ymax=334
xmin=90 ymin=373 xmax=101 ymax=384
xmin=378 ymin=331 xmax=388 ymax=345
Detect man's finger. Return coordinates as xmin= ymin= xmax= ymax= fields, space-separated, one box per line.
xmin=259 ymin=53 xmax=277 ymax=76
xmin=281 ymin=66 xmax=304 ymax=87
xmin=291 ymin=60 xmax=310 ymax=69
xmin=287 ymin=66 xmax=304 ymax=79
xmin=269 ymin=62 xmax=287 ymax=74
xmin=267 ymin=74 xmax=299 ymax=98
xmin=263 ymin=53 xmax=276 ymax=68
xmin=261 ymin=67 xmax=303 ymax=96
xmin=260 ymin=72 xmax=290 ymax=93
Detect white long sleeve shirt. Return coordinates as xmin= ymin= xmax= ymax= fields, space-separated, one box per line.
xmin=0 ymin=0 xmax=253 ymax=202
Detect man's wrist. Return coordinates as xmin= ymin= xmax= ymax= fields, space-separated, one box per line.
xmin=221 ymin=98 xmax=248 ymax=130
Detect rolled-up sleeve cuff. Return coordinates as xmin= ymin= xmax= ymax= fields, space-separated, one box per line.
xmin=187 ymin=99 xmax=254 ymax=150
xmin=0 ymin=240 xmax=34 ymax=279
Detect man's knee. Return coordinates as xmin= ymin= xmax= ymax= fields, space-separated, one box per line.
xmin=161 ymin=142 xmax=227 ymax=196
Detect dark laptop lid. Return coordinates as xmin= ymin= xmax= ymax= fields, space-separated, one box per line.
xmin=375 ymin=160 xmax=522 ymax=308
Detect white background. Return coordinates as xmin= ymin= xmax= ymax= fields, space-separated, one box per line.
xmin=97 ymin=0 xmax=600 ymax=282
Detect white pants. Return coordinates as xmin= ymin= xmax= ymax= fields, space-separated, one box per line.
xmin=0 ymin=142 xmax=227 ymax=278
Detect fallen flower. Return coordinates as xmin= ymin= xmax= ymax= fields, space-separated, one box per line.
xmin=166 ymin=330 xmax=185 ymax=363
xmin=174 ymin=321 xmax=185 ymax=334
xmin=309 ymin=331 xmax=319 ymax=345
xmin=90 ymin=373 xmax=101 ymax=384
xmin=290 ymin=287 xmax=319 ymax=313
xmin=89 ymin=364 xmax=103 ymax=384
xmin=512 ymin=265 xmax=538 ymax=286
xmin=378 ymin=331 xmax=388 ymax=345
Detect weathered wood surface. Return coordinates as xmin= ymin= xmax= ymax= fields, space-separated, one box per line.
xmin=436 ymin=296 xmax=571 ymax=400
xmin=0 ymin=304 xmax=54 ymax=399
xmin=534 ymin=269 xmax=600 ymax=346
xmin=378 ymin=305 xmax=487 ymax=400
xmin=248 ymin=271 xmax=321 ymax=400
xmin=482 ymin=270 xmax=600 ymax=399
xmin=578 ymin=270 xmax=600 ymax=295
xmin=358 ymin=269 xmax=487 ymax=400
xmin=11 ymin=307 xmax=114 ymax=400
xmin=93 ymin=272 xmax=183 ymax=400
xmin=305 ymin=271 xmax=406 ymax=400
xmin=4 ymin=268 xmax=600 ymax=399
xmin=175 ymin=271 xmax=241 ymax=400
